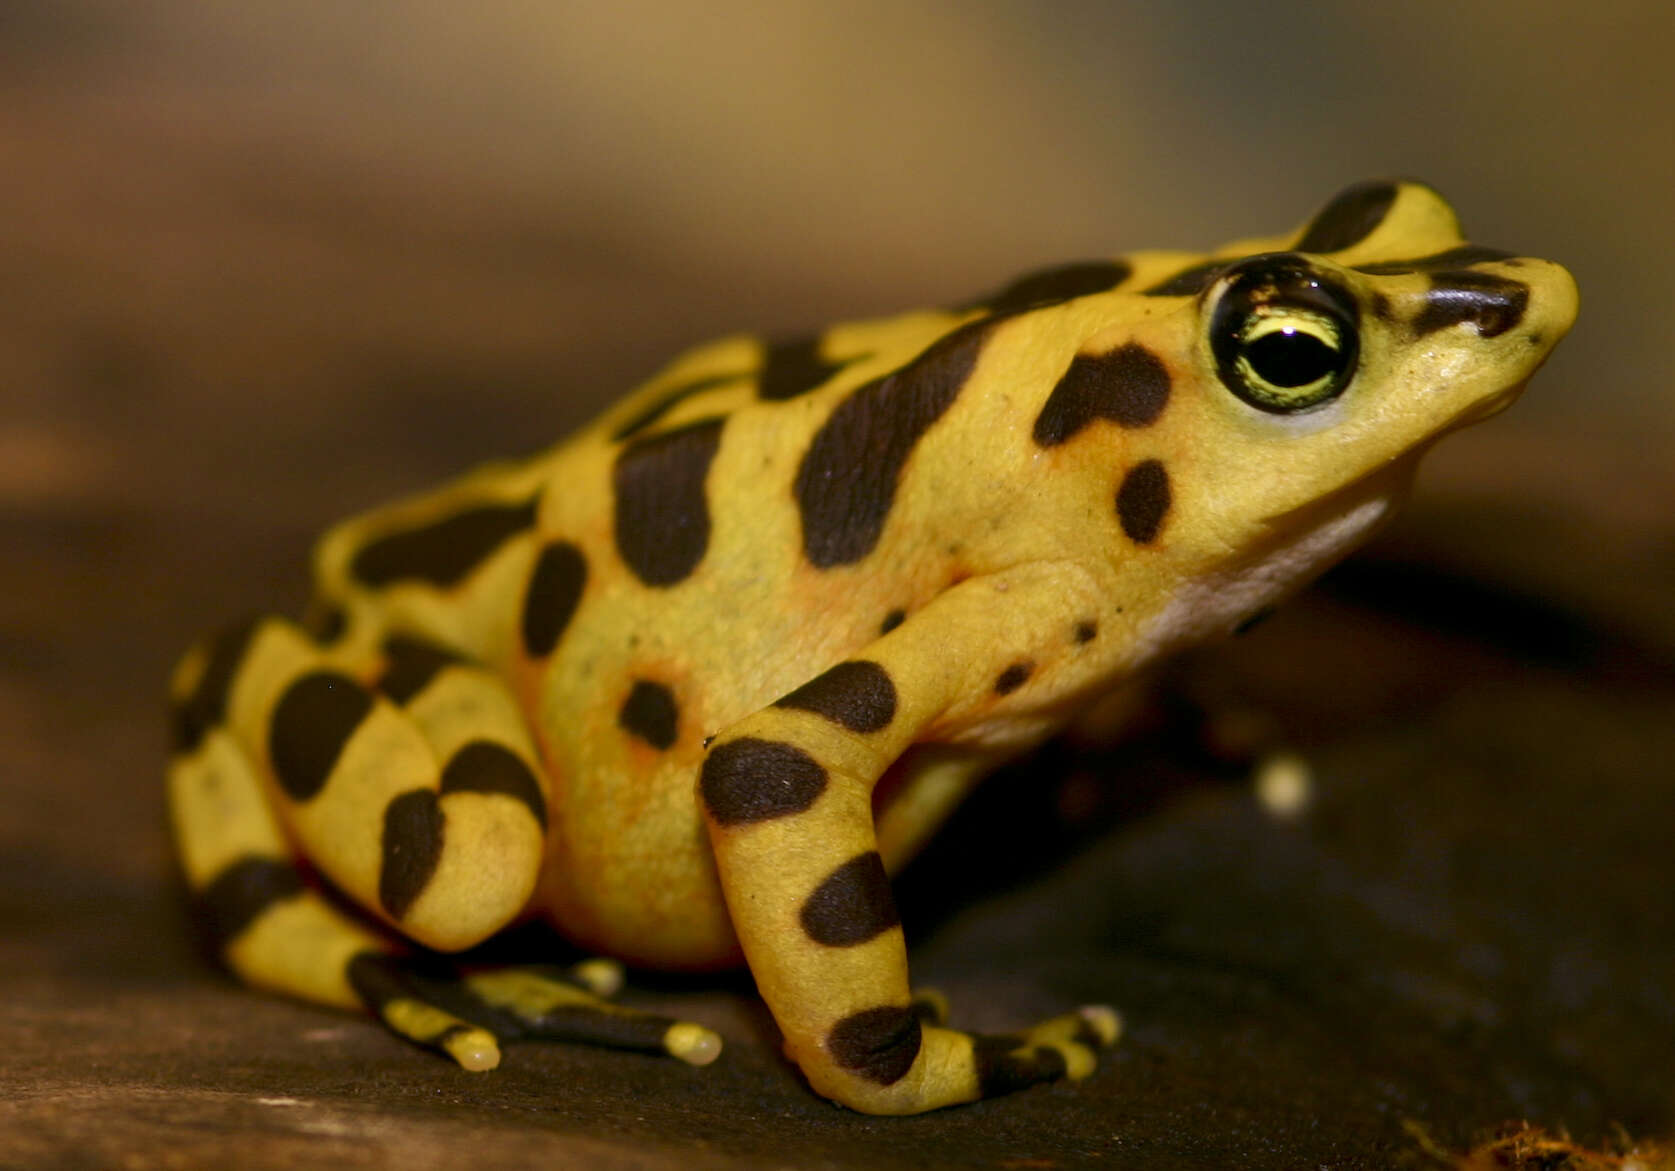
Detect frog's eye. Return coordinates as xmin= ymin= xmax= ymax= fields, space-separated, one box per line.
xmin=1209 ymin=255 xmax=1359 ymax=414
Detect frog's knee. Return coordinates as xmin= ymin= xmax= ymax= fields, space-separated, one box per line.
xmin=369 ymin=743 xmax=548 ymax=951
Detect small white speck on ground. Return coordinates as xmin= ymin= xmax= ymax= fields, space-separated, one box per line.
xmin=1254 ymin=752 xmax=1312 ymax=818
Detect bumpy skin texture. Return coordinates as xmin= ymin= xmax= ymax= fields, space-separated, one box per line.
xmin=167 ymin=181 xmax=1578 ymax=1113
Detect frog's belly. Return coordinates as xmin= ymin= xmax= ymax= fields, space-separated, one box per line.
xmin=535 ymin=759 xmax=742 ymax=970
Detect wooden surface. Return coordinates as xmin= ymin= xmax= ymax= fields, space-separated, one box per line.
xmin=4 ymin=7 xmax=1675 ymax=1167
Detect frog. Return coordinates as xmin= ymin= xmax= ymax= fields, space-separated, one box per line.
xmin=166 ymin=180 xmax=1577 ymax=1115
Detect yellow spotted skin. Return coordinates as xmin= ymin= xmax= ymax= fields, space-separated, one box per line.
xmin=166 ymin=181 xmax=1577 ymax=1114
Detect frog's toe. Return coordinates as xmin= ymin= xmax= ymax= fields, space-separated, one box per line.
xmin=462 ymin=965 xmax=722 ymax=1066
xmin=348 ymin=954 xmax=721 ymax=1069
xmin=908 ymin=987 xmax=950 ymax=1025
xmin=347 ymin=952 xmax=504 ymax=1071
xmin=568 ymin=956 xmax=625 ymax=997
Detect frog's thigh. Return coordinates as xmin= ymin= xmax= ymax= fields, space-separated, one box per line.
xmin=194 ymin=616 xmax=550 ymax=952
xmin=700 ymin=567 xmax=1117 ymax=1114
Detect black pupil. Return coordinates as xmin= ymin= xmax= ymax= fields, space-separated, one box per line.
xmin=1246 ymin=329 xmax=1339 ymax=388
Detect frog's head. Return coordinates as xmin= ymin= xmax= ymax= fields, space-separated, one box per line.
xmin=1113 ymin=180 xmax=1578 ymax=647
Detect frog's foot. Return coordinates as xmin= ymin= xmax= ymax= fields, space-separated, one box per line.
xmin=347 ymin=953 xmax=722 ymax=1071
xmin=964 ymin=1005 xmax=1122 ymax=1095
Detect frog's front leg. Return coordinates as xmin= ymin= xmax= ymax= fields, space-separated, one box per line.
xmin=701 ymin=563 xmax=1120 ymax=1114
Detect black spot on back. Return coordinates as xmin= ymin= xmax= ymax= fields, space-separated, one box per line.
xmin=1074 ymin=620 xmax=1098 ymax=644
xmin=268 ymin=671 xmax=374 ymax=802
xmin=351 ymin=495 xmax=539 ymax=589
xmin=612 ymin=373 xmax=746 ymax=441
xmin=1414 ymin=271 xmax=1530 ymax=338
xmin=1294 ymin=180 xmax=1400 ymax=253
xmin=198 ymin=854 xmax=305 ymax=946
xmin=800 ymin=851 xmax=899 ymax=947
xmin=439 ymin=740 xmax=547 ymax=830
xmin=1142 ymin=259 xmax=1225 ymax=297
xmin=614 ymin=416 xmax=725 ymax=586
xmin=378 ymin=636 xmax=462 ymax=705
xmin=827 ymin=1005 xmax=922 ymax=1085
xmin=379 ymin=788 xmax=444 ymax=920
xmin=961 ymin=259 xmax=1132 ymax=317
xmin=994 ymin=661 xmax=1034 ymax=695
xmin=775 ymin=660 xmax=897 ymax=733
xmin=795 ymin=320 xmax=988 ymax=568
xmin=757 ymin=335 xmax=864 ymax=402
xmin=619 ymin=680 xmax=680 ymax=750
xmin=1116 ymin=459 xmax=1172 ymax=544
xmin=1353 ymin=244 xmax=1515 ymax=276
xmin=521 ymin=541 xmax=588 ymax=658
xmin=1033 ymin=342 xmax=1171 ymax=446
xmin=171 ymin=617 xmax=261 ymax=754
xmin=700 ymin=738 xmax=828 ymax=826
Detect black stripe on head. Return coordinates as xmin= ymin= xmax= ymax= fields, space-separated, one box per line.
xmin=960 ymin=259 xmax=1132 ymax=317
xmin=1033 ymin=342 xmax=1171 ymax=446
xmin=757 ymin=335 xmax=865 ymax=402
xmin=1142 ymin=259 xmax=1225 ymax=298
xmin=268 ymin=671 xmax=375 ymax=802
xmin=350 ymin=495 xmax=539 ymax=589
xmin=700 ymin=738 xmax=828 ymax=826
xmin=378 ymin=636 xmax=463 ymax=705
xmin=521 ymin=541 xmax=587 ymax=658
xmin=800 ymin=851 xmax=899 ymax=947
xmin=1116 ymin=459 xmax=1172 ymax=544
xmin=1294 ymin=180 xmax=1400 ymax=253
xmin=827 ymin=1005 xmax=922 ymax=1085
xmin=439 ymin=740 xmax=548 ymax=830
xmin=379 ymin=788 xmax=445 ymax=920
xmin=795 ymin=320 xmax=988 ymax=568
xmin=1414 ymin=271 xmax=1530 ymax=338
xmin=612 ymin=372 xmax=746 ymax=441
xmin=171 ymin=617 xmax=261 ymax=754
xmin=774 ymin=660 xmax=897 ymax=733
xmin=618 ymin=680 xmax=680 ymax=750
xmin=613 ymin=416 xmax=725 ymax=587
xmin=198 ymin=854 xmax=306 ymax=946
xmin=973 ymin=1036 xmax=1069 ymax=1098
xmin=1353 ymin=244 xmax=1515 ymax=276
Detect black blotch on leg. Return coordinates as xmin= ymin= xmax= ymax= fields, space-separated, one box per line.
xmin=775 ymin=661 xmax=897 ymax=733
xmin=379 ymin=789 xmax=445 ymax=920
xmin=799 ymin=851 xmax=900 ymax=947
xmin=827 ymin=1005 xmax=922 ymax=1085
xmin=268 ymin=671 xmax=375 ymax=802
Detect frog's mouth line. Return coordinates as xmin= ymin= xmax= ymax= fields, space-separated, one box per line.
xmin=1451 ymin=376 xmax=1532 ymax=429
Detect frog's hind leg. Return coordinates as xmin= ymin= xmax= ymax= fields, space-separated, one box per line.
xmin=172 ymin=616 xmax=552 ymax=953
xmin=167 ymin=619 xmax=506 ymax=1068
xmin=168 ymin=618 xmax=719 ymax=1071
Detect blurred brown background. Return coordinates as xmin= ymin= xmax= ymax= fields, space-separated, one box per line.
xmin=4 ymin=3 xmax=1674 ymax=1168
